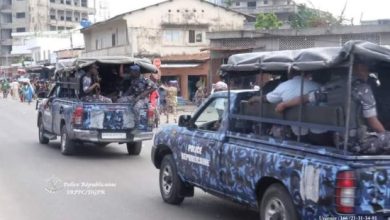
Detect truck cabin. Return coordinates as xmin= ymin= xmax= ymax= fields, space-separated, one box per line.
xmin=221 ymin=41 xmax=390 ymax=155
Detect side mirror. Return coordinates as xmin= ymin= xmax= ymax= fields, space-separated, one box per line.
xmin=178 ymin=115 xmax=191 ymax=127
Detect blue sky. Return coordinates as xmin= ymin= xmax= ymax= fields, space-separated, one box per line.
xmin=107 ymin=0 xmax=390 ymax=24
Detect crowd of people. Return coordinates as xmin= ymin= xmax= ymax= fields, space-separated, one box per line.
xmin=0 ymin=78 xmax=52 ymax=104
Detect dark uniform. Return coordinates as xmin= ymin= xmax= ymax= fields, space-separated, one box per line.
xmin=80 ymin=74 xmax=112 ymax=103
xmin=308 ymin=77 xmax=390 ymax=154
xmin=117 ymin=76 xmax=157 ymax=128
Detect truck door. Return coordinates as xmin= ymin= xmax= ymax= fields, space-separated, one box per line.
xmin=179 ymin=97 xmax=227 ymax=191
xmin=42 ymin=85 xmax=59 ymax=133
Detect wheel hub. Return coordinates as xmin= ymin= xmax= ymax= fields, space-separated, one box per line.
xmin=162 ymin=165 xmax=173 ymax=195
xmin=265 ymin=198 xmax=286 ymax=220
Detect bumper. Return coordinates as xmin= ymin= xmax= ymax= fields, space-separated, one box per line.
xmin=72 ymin=129 xmax=154 ymax=143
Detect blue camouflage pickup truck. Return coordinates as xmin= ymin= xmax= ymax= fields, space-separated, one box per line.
xmin=152 ymin=41 xmax=390 ymax=220
xmin=37 ymin=57 xmax=157 ymax=155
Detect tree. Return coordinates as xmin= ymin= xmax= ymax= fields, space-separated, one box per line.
xmin=223 ymin=0 xmax=233 ymax=7
xmin=289 ymin=4 xmax=340 ymax=29
xmin=255 ymin=13 xmax=283 ymax=30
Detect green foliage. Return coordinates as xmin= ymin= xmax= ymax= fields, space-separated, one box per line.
xmin=223 ymin=0 xmax=233 ymax=7
xmin=255 ymin=13 xmax=283 ymax=30
xmin=289 ymin=4 xmax=340 ymax=29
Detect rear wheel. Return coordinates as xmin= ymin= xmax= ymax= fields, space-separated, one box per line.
xmin=38 ymin=118 xmax=49 ymax=144
xmin=260 ymin=184 xmax=298 ymax=220
xmin=60 ymin=125 xmax=76 ymax=155
xmin=159 ymin=154 xmax=185 ymax=205
xmin=126 ymin=141 xmax=142 ymax=155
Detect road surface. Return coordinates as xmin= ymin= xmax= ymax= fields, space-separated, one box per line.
xmin=0 ymin=98 xmax=258 ymax=220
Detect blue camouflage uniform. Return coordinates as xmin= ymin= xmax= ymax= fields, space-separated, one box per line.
xmin=308 ymin=78 xmax=390 ymax=154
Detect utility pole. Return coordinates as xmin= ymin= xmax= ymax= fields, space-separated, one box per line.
xmin=94 ymin=0 xmax=96 ymax=23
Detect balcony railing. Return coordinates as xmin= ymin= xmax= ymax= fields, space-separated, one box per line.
xmin=49 ymin=3 xmax=95 ymax=14
xmin=232 ymin=4 xmax=298 ymax=15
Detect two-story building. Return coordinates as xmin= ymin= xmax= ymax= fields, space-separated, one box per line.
xmin=80 ymin=0 xmax=253 ymax=100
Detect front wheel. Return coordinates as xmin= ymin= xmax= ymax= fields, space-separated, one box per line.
xmin=38 ymin=119 xmax=49 ymax=144
xmin=260 ymin=184 xmax=298 ymax=220
xmin=159 ymin=154 xmax=185 ymax=205
xmin=60 ymin=125 xmax=76 ymax=155
xmin=126 ymin=141 xmax=142 ymax=155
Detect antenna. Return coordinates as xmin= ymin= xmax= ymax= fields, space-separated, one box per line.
xmin=338 ymin=0 xmax=348 ymax=24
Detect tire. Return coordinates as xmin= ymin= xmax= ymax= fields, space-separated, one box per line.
xmin=60 ymin=125 xmax=75 ymax=155
xmin=159 ymin=154 xmax=185 ymax=205
xmin=259 ymin=184 xmax=298 ymax=220
xmin=126 ymin=141 xmax=142 ymax=155
xmin=38 ymin=118 xmax=49 ymax=144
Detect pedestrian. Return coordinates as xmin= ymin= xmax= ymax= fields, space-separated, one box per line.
xmin=2 ymin=79 xmax=10 ymax=99
xmin=194 ymin=86 xmax=205 ymax=106
xmin=24 ymin=82 xmax=34 ymax=104
xmin=161 ymin=81 xmax=178 ymax=123
xmin=10 ymin=80 xmax=19 ymax=100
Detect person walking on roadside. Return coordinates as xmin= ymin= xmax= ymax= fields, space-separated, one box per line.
xmin=24 ymin=82 xmax=34 ymax=104
xmin=10 ymin=80 xmax=19 ymax=100
xmin=1 ymin=79 xmax=10 ymax=99
xmin=161 ymin=81 xmax=178 ymax=123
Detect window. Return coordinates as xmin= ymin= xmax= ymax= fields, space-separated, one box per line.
xmin=195 ymin=32 xmax=202 ymax=43
xmin=50 ymin=15 xmax=56 ymax=20
xmin=16 ymin=27 xmax=26 ymax=32
xmin=188 ymin=30 xmax=203 ymax=44
xmin=189 ymin=30 xmax=195 ymax=43
xmin=60 ymin=16 xmax=64 ymax=21
xmin=95 ymin=39 xmax=99 ymax=49
xmin=247 ymin=1 xmax=256 ymax=7
xmin=60 ymin=0 xmax=64 ymax=3
xmin=194 ymin=98 xmax=227 ymax=131
xmin=65 ymin=0 xmax=71 ymax=4
xmin=112 ymin=33 xmax=116 ymax=47
xmin=264 ymin=0 xmax=268 ymax=4
xmin=66 ymin=16 xmax=72 ymax=21
xmin=163 ymin=30 xmax=182 ymax=44
xmin=235 ymin=2 xmax=240 ymax=6
xmin=50 ymin=0 xmax=55 ymax=2
xmin=16 ymin=12 xmax=25 ymax=18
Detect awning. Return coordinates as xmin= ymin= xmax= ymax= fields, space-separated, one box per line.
xmin=160 ymin=63 xmax=200 ymax=68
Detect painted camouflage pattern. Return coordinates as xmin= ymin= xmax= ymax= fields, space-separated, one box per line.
xmin=153 ymin=91 xmax=390 ymax=219
xmin=47 ymin=99 xmax=151 ymax=132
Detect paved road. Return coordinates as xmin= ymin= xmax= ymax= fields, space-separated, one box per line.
xmin=0 ymin=98 xmax=258 ymax=220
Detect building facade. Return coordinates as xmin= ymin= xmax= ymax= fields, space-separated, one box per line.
xmin=11 ymin=30 xmax=84 ymax=64
xmin=228 ymin=0 xmax=296 ymax=28
xmin=81 ymin=0 xmax=251 ymax=99
xmin=0 ymin=0 xmax=94 ymax=65
xmin=207 ymin=25 xmax=390 ymax=84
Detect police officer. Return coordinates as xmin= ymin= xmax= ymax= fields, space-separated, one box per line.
xmin=275 ymin=59 xmax=390 ymax=154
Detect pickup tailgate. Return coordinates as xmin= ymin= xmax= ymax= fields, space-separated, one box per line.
xmin=81 ymin=103 xmax=136 ymax=130
xmin=354 ymin=160 xmax=390 ymax=216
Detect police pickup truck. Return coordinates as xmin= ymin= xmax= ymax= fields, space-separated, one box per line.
xmin=37 ymin=57 xmax=157 ymax=155
xmin=152 ymin=41 xmax=390 ymax=219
